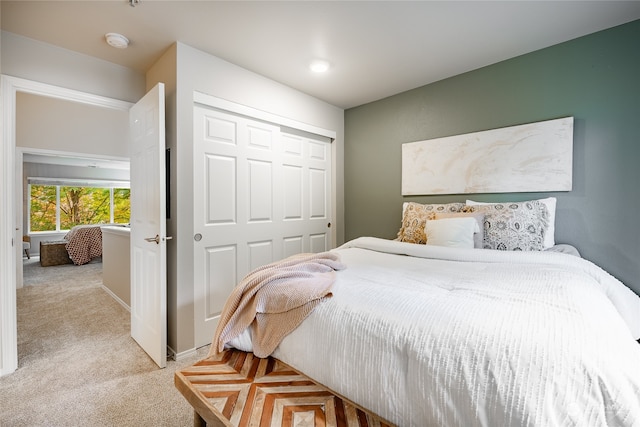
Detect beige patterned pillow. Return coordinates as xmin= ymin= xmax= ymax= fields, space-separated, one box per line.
xmin=397 ymin=202 xmax=464 ymax=244
xmin=462 ymin=201 xmax=549 ymax=251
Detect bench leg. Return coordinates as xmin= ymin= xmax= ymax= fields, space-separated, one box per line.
xmin=194 ymin=410 xmax=206 ymax=427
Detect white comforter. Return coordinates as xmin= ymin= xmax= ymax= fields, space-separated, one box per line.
xmin=229 ymin=237 xmax=640 ymax=427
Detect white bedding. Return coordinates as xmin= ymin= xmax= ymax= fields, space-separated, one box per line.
xmin=228 ymin=237 xmax=640 ymax=426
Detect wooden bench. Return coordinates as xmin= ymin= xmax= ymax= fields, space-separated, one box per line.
xmin=175 ymin=349 xmax=395 ymax=427
xmin=39 ymin=240 xmax=72 ymax=267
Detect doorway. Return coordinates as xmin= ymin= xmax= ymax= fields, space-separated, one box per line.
xmin=17 ymin=150 xmax=130 ymax=286
xmin=1 ymin=76 xmax=133 ymax=376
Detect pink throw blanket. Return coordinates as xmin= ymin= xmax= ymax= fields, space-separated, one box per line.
xmin=210 ymin=251 xmax=345 ymax=358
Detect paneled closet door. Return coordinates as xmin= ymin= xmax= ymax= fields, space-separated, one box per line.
xmin=193 ymin=106 xmax=332 ymax=348
xmin=280 ymin=129 xmax=332 ymax=256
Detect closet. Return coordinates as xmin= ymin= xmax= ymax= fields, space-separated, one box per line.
xmin=143 ymin=42 xmax=341 ymax=356
xmin=192 ymin=105 xmax=332 ymax=345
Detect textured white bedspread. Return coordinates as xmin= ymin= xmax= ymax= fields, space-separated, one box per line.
xmin=229 ymin=237 xmax=640 ymax=426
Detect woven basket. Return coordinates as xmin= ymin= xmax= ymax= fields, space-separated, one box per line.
xmin=40 ymin=241 xmax=73 ymax=267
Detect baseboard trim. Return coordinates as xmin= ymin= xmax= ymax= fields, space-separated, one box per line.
xmin=170 ymin=346 xmax=203 ymax=361
xmin=100 ymin=285 xmax=130 ymax=313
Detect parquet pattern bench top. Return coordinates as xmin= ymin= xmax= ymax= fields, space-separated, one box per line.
xmin=175 ymin=349 xmax=395 ymax=427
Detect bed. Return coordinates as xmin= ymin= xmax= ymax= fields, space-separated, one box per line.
xmin=179 ymin=198 xmax=640 ymax=426
xmin=64 ymin=225 xmax=103 ymax=265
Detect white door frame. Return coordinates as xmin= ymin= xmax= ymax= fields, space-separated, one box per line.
xmin=193 ymin=91 xmax=337 ymax=142
xmin=0 ymin=75 xmax=132 ymax=376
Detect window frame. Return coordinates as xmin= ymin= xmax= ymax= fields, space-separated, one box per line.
xmin=27 ymin=177 xmax=130 ymax=233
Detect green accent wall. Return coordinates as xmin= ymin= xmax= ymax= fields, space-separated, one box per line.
xmin=344 ymin=19 xmax=640 ymax=294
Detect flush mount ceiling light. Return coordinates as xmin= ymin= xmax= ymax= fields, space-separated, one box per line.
xmin=105 ymin=33 xmax=129 ymax=49
xmin=309 ymin=59 xmax=330 ymax=73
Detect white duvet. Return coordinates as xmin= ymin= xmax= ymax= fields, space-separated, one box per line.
xmin=229 ymin=237 xmax=640 ymax=427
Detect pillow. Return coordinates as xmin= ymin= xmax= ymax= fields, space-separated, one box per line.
xmin=434 ymin=212 xmax=484 ymax=248
xmin=466 ymin=197 xmax=556 ymax=249
xmin=462 ymin=200 xmax=550 ymax=251
xmin=545 ymin=244 xmax=581 ymax=257
xmin=425 ymin=217 xmax=479 ymax=249
xmin=397 ymin=202 xmax=465 ymax=244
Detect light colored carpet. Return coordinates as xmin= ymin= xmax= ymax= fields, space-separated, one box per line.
xmin=0 ymin=257 xmax=210 ymax=427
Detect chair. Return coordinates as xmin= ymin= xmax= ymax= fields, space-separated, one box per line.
xmin=22 ymin=236 xmax=31 ymax=259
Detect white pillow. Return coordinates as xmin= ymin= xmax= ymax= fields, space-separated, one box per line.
xmin=397 ymin=201 xmax=465 ymax=244
xmin=434 ymin=212 xmax=484 ymax=249
xmin=466 ymin=197 xmax=556 ymax=249
xmin=425 ymin=217 xmax=479 ymax=249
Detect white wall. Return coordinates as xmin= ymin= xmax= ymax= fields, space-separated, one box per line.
xmin=0 ymin=9 xmax=6 ymax=378
xmin=146 ymin=42 xmax=345 ymax=355
xmin=17 ymin=92 xmax=129 ymax=158
xmin=1 ymin=32 xmax=345 ymax=359
xmin=0 ymin=32 xmax=145 ymax=376
xmin=145 ymin=44 xmax=180 ymax=355
xmin=1 ymin=31 xmax=145 ymax=103
xmin=4 ymin=32 xmax=141 ymax=256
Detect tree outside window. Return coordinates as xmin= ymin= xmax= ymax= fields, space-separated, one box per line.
xmin=113 ymin=188 xmax=131 ymax=224
xmin=29 ymin=185 xmax=57 ymax=232
xmin=29 ymin=183 xmax=130 ymax=233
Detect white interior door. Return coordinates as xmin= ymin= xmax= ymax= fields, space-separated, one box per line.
xmin=129 ymin=83 xmax=167 ymax=368
xmin=193 ymin=106 xmax=332 ymax=347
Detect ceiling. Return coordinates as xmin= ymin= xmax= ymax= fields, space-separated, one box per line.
xmin=2 ymin=1 xmax=640 ymax=109
xmin=23 ymin=153 xmax=130 ymax=170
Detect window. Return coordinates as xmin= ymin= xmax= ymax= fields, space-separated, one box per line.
xmin=113 ymin=188 xmax=131 ymax=224
xmin=28 ymin=179 xmax=130 ymax=233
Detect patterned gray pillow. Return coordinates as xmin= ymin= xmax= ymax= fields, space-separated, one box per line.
xmin=462 ymin=201 xmax=549 ymax=251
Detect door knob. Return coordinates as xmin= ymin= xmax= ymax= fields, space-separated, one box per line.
xmin=145 ymin=235 xmax=173 ymax=244
xmin=145 ymin=235 xmax=160 ymax=244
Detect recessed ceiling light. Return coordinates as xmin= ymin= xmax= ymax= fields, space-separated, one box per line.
xmin=309 ymin=59 xmax=330 ymax=73
xmin=105 ymin=33 xmax=129 ymax=49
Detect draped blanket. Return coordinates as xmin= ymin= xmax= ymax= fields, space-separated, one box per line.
xmin=227 ymin=237 xmax=640 ymax=426
xmin=64 ymin=225 xmax=103 ymax=265
xmin=210 ymin=251 xmax=346 ymax=358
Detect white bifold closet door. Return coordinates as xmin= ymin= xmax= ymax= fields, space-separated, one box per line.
xmin=193 ymin=105 xmax=332 ymax=348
